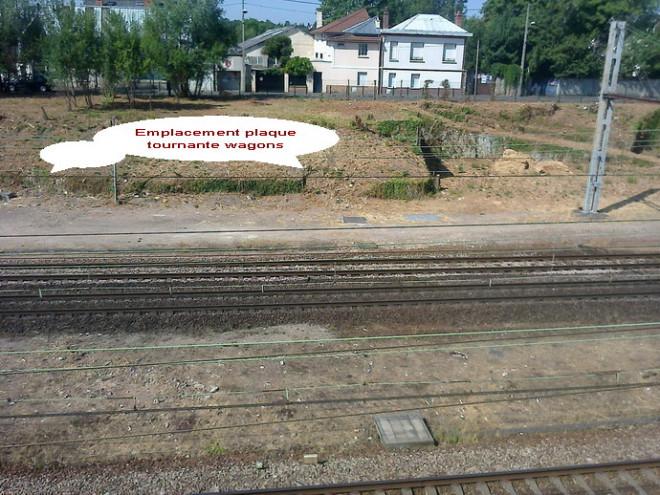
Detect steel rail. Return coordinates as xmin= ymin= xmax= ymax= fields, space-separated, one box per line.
xmin=2 ymin=284 xmax=659 ymax=316
xmin=3 ymin=276 xmax=660 ymax=301
xmin=205 ymin=458 xmax=660 ymax=495
xmin=4 ymin=260 xmax=660 ymax=282
xmin=3 ymin=252 xmax=660 ymax=270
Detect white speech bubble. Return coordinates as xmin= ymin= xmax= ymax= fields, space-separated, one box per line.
xmin=40 ymin=116 xmax=339 ymax=172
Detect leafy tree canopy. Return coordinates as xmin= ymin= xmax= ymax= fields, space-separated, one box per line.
xmin=320 ymin=0 xmax=466 ymax=27
xmin=284 ymin=56 xmax=314 ymax=76
xmin=263 ymin=35 xmax=293 ymax=66
xmin=143 ymin=0 xmax=234 ymax=97
xmin=472 ymin=0 xmax=660 ymax=80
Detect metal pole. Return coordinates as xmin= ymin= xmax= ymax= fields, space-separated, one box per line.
xmin=240 ymin=0 xmax=246 ymax=94
xmin=582 ymin=21 xmax=626 ymax=214
xmin=518 ymin=3 xmax=530 ymax=98
xmin=113 ymin=162 xmax=118 ymax=204
xmin=474 ymin=39 xmax=480 ymax=97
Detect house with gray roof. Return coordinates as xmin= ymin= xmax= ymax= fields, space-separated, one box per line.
xmin=381 ymin=13 xmax=472 ymax=91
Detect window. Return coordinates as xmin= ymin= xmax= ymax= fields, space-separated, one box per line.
xmin=357 ymin=72 xmax=367 ymax=86
xmin=358 ymin=43 xmax=368 ymax=57
xmin=411 ymin=73 xmax=420 ymax=88
xmin=410 ymin=42 xmax=424 ymax=62
xmin=443 ymin=43 xmax=457 ymax=63
xmin=389 ymin=41 xmax=398 ymax=61
xmin=387 ymin=73 xmax=396 ymax=88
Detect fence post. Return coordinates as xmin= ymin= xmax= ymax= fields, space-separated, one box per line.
xmin=113 ymin=162 xmax=119 ymax=204
xmin=346 ymin=79 xmax=350 ymax=99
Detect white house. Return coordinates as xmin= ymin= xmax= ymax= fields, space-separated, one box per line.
xmin=381 ymin=14 xmax=471 ymax=90
xmin=310 ymin=8 xmax=380 ymax=92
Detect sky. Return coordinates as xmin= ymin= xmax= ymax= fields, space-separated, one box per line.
xmin=222 ymin=0 xmax=487 ymax=27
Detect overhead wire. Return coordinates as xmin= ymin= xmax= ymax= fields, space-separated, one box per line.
xmin=2 ymin=321 xmax=658 ymax=356
xmin=1 ymin=381 xmax=655 ymax=450
xmin=2 ymin=333 xmax=659 ymax=376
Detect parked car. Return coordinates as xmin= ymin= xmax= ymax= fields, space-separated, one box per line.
xmin=7 ymin=75 xmax=51 ymax=93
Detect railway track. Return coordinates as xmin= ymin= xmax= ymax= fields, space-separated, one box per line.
xmin=208 ymin=458 xmax=660 ymax=495
xmin=2 ymin=252 xmax=660 ymax=317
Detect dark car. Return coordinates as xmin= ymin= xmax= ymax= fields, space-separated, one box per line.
xmin=7 ymin=75 xmax=51 ymax=93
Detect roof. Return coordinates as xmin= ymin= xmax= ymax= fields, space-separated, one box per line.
xmin=228 ymin=26 xmax=302 ymax=55
xmin=382 ymin=14 xmax=472 ymax=37
xmin=343 ymin=16 xmax=380 ymax=36
xmin=312 ymin=8 xmax=371 ymax=35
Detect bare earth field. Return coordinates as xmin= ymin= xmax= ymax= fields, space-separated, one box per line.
xmin=1 ymin=94 xmax=659 ymax=493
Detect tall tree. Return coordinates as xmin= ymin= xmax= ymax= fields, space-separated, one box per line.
xmin=100 ymin=11 xmax=146 ymax=107
xmin=475 ymin=0 xmax=660 ymax=80
xmin=143 ymin=0 xmax=233 ymax=98
xmin=0 ymin=0 xmax=45 ymax=81
xmin=43 ymin=1 xmax=100 ymax=109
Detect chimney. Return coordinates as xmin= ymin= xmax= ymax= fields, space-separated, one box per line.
xmin=382 ymin=9 xmax=389 ymax=29
xmin=316 ymin=9 xmax=323 ymax=28
xmin=454 ymin=10 xmax=463 ymax=27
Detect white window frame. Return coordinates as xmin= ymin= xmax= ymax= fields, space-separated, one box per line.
xmin=410 ymin=42 xmax=424 ymax=62
xmin=387 ymin=72 xmax=396 ymax=88
xmin=389 ymin=41 xmax=398 ymax=61
xmin=411 ymin=73 xmax=420 ymax=88
xmin=357 ymin=71 xmax=367 ymax=86
xmin=443 ymin=43 xmax=457 ymax=63
xmin=358 ymin=43 xmax=368 ymax=57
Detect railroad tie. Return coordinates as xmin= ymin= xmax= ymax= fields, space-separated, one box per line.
xmin=450 ymin=483 xmax=464 ymax=495
xmin=549 ymin=476 xmax=570 ymax=495
xmin=523 ymin=478 xmax=543 ymax=495
xmin=499 ymin=479 xmax=517 ymax=495
xmin=401 ymin=489 xmax=413 ymax=495
xmin=424 ymin=486 xmax=438 ymax=495
xmin=618 ymin=470 xmax=649 ymax=495
xmin=572 ymin=474 xmax=596 ymax=495
xmin=641 ymin=468 xmax=660 ymax=487
xmin=595 ymin=472 xmax=623 ymax=495
xmin=475 ymin=481 xmax=491 ymax=495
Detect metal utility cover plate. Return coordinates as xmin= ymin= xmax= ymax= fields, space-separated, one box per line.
xmin=342 ymin=216 xmax=368 ymax=224
xmin=404 ymin=214 xmax=441 ymax=222
xmin=373 ymin=412 xmax=435 ymax=448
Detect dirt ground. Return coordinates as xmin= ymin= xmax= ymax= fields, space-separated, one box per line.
xmin=2 ymin=321 xmax=659 ymax=466
xmin=1 ymin=94 xmax=659 ymax=471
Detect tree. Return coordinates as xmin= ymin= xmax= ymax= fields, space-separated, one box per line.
xmin=263 ymin=35 xmax=293 ymax=68
xmin=43 ymin=1 xmax=100 ymax=109
xmin=284 ymin=56 xmax=313 ymax=77
xmin=100 ymin=11 xmax=146 ymax=107
xmin=143 ymin=0 xmax=233 ymax=98
xmin=320 ymin=0 xmax=466 ymax=27
xmin=475 ymin=0 xmax=660 ymax=80
xmin=0 ymin=0 xmax=45 ymax=82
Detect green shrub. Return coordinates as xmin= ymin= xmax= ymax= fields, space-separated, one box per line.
xmin=367 ymin=178 xmax=435 ymax=200
xmin=631 ymin=108 xmax=660 ymax=154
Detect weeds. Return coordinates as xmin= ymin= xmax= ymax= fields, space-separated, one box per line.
xmin=367 ymin=178 xmax=435 ymax=200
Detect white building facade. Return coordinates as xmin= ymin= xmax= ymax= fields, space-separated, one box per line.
xmin=381 ymin=14 xmax=472 ymax=90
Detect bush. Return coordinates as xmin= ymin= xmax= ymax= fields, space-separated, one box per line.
xmin=367 ymin=178 xmax=435 ymax=200
xmin=631 ymin=108 xmax=660 ymax=154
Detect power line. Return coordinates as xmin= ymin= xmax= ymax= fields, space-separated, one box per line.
xmin=2 ymin=321 xmax=657 ymax=356
xmin=2 ymin=333 xmax=659 ymax=376
xmin=1 ymin=382 xmax=655 ymax=450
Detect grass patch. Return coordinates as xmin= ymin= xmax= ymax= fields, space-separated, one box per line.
xmin=367 ymin=178 xmax=435 ymax=200
xmin=433 ymin=105 xmax=474 ymax=123
xmin=127 ymin=178 xmax=303 ymax=196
